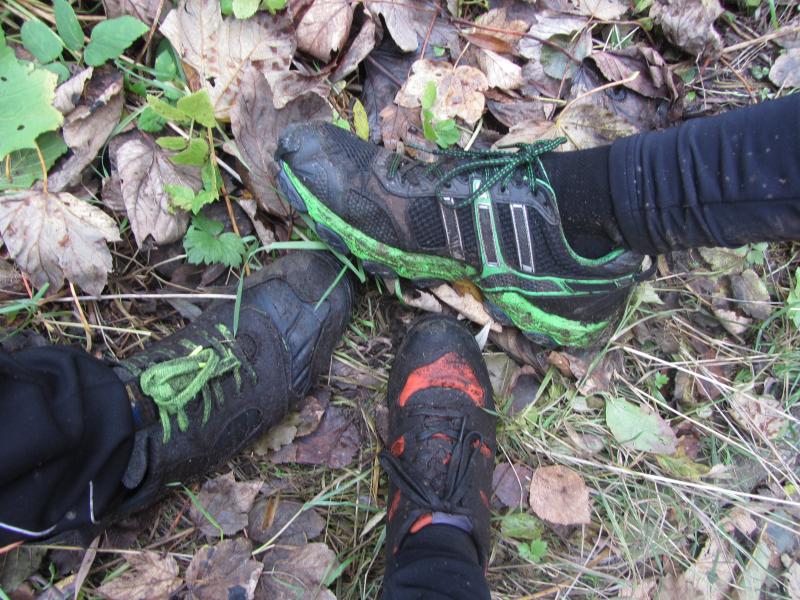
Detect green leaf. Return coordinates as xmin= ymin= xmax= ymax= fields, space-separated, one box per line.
xmin=655 ymin=452 xmax=710 ymax=482
xmin=137 ymin=106 xmax=166 ymax=132
xmin=517 ymin=540 xmax=547 ymax=563
xmin=154 ymin=40 xmax=178 ymax=81
xmin=0 ymin=131 xmax=67 ymax=191
xmin=262 ymin=0 xmax=287 ymax=14
xmin=353 ymin=99 xmax=369 ymax=141
xmin=421 ymin=81 xmax=437 ymax=111
xmin=170 ymin=138 xmax=209 ymax=166
xmin=147 ymin=95 xmax=191 ymax=124
xmin=155 ymin=135 xmax=188 ymax=151
xmin=54 ymin=0 xmax=84 ymax=51
xmin=787 ymin=268 xmax=800 ymax=330
xmin=422 ymin=108 xmax=436 ymax=144
xmin=332 ymin=109 xmax=350 ymax=131
xmin=21 ymin=20 xmax=64 ymax=63
xmin=184 ymin=215 xmax=245 ymax=267
xmin=176 ymin=90 xmax=217 ymax=128
xmin=41 ymin=61 xmax=71 ymax=83
xmin=605 ymin=396 xmax=677 ymax=455
xmin=166 ymin=184 xmax=216 ymax=214
xmin=84 ymin=16 xmax=148 ymax=66
xmin=220 ymin=0 xmax=234 ymax=15
xmin=500 ymin=513 xmax=544 ymax=541
xmin=433 ymin=118 xmax=460 ymax=148
xmin=233 ymin=0 xmax=260 ymax=19
xmin=0 ymin=49 xmax=64 ymax=157
xmin=201 ymin=160 xmax=222 ymax=196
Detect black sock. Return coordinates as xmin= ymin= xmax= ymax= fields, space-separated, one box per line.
xmin=540 ymin=145 xmax=621 ymax=258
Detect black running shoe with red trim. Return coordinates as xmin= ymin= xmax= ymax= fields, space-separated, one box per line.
xmin=380 ymin=315 xmax=496 ymax=577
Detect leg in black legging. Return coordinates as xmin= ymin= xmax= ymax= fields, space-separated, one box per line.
xmin=610 ymin=94 xmax=800 ymax=255
xmin=0 ymin=347 xmax=132 ymax=545
xmin=545 ymin=95 xmax=800 ymax=256
xmin=382 ymin=525 xmax=491 ymax=600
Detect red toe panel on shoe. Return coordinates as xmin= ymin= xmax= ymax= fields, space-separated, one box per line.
xmin=397 ymin=352 xmax=485 ymax=408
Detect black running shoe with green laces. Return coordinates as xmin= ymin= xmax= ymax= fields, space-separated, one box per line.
xmin=276 ymin=122 xmax=649 ymax=347
xmin=112 ymin=252 xmax=353 ymax=517
xmin=381 ymin=314 xmax=496 ymax=575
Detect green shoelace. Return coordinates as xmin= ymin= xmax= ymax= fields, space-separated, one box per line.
xmin=389 ymin=138 xmax=566 ymax=211
xmin=138 ymin=324 xmax=242 ymax=443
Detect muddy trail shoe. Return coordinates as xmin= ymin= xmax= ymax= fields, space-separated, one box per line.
xmin=276 ymin=122 xmax=650 ymax=347
xmin=113 ymin=251 xmax=353 ymax=516
xmin=380 ymin=314 xmax=496 ymax=576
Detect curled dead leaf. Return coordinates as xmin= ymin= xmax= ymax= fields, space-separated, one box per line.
xmin=366 ymin=0 xmax=435 ymax=52
xmin=729 ymin=388 xmax=787 ymax=440
xmin=258 ymin=543 xmax=338 ymax=600
xmin=492 ymin=462 xmax=534 ymax=509
xmin=189 ymin=472 xmax=262 ymax=537
xmin=529 ymin=465 xmax=591 ymax=525
xmin=769 ymin=48 xmax=800 ymax=89
xmin=650 ymin=0 xmax=724 ymax=58
xmin=294 ymin=0 xmax=353 ymax=62
xmin=396 ymin=59 xmax=489 ymax=125
xmin=186 ymin=538 xmax=263 ymax=600
xmin=431 ymin=283 xmax=501 ymax=331
xmin=0 ymin=191 xmax=120 ymax=295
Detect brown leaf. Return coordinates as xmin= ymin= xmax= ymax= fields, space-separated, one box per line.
xmin=270 ymin=405 xmax=361 ymax=468
xmin=379 ymin=104 xmax=434 ymax=157
xmin=529 ymin=465 xmax=591 ymax=525
xmin=296 ymin=388 xmax=332 ymax=437
xmin=431 ymin=283 xmax=501 ymax=332
xmin=49 ymin=68 xmax=124 ymax=193
xmin=496 ymin=102 xmax=639 ymax=150
xmin=492 ymin=462 xmax=534 ymax=509
xmin=295 ymin=0 xmax=354 ymax=61
xmin=186 ymin=539 xmax=263 ymax=600
xmin=0 ymin=191 xmax=120 ymax=295
xmin=103 ymin=0 xmax=166 ymax=24
xmin=769 ymin=48 xmax=800 ymax=89
xmin=487 ymin=93 xmax=553 ymax=128
xmin=95 ymin=553 xmax=182 ymax=600
xmin=112 ymin=132 xmax=200 ymax=246
xmin=257 ymin=543 xmax=337 ymax=600
xmin=549 ymin=349 xmax=617 ymax=395
xmin=231 ymin=65 xmax=330 ymax=217
xmin=189 ymin=472 xmax=262 ymax=537
xmin=588 ymin=46 xmax=674 ymax=99
xmin=465 ymin=8 xmax=529 ymax=54
xmin=365 ymin=0 xmax=435 ymax=52
xmin=729 ymin=389 xmax=787 ymax=440
xmin=270 ymin=69 xmax=331 ymax=110
xmin=572 ymin=0 xmax=627 ymax=20
xmin=332 ymin=16 xmax=378 ymax=82
xmin=53 ymin=67 xmax=93 ymax=114
xmin=402 ymin=287 xmax=443 ymax=313
xmin=650 ymin=0 xmax=724 ymax=58
xmin=518 ymin=11 xmax=587 ymax=60
xmin=507 ymin=366 xmax=540 ymax=415
xmin=247 ymin=499 xmax=325 ymax=545
xmin=730 ymin=269 xmax=772 ymax=320
xmin=160 ymin=0 xmax=295 ymax=120
xmin=395 ymin=59 xmax=488 ymax=125
xmin=475 ymin=48 xmax=523 ymax=90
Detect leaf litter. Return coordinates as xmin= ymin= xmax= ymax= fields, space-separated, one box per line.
xmin=1 ymin=0 xmax=800 ymax=597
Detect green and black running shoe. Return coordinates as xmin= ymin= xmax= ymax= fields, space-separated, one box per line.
xmin=276 ymin=122 xmax=648 ymax=347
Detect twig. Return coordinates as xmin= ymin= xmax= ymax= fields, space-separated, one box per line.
xmin=68 ymin=282 xmax=93 ymax=352
xmin=135 ymin=0 xmax=167 ymax=63
xmin=559 ymin=71 xmax=640 ymax=116
xmin=722 ymin=26 xmax=800 ymax=54
xmin=38 ymin=292 xmax=238 ymax=302
xmin=34 ymin=140 xmax=48 ymax=193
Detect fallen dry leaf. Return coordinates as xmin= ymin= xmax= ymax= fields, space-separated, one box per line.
xmin=588 ymin=46 xmax=677 ymax=99
xmin=431 ymin=283 xmax=501 ymax=332
xmin=366 ymin=0 xmax=435 ymax=52
xmin=402 ymin=287 xmax=442 ymax=313
xmin=247 ymin=499 xmax=325 ymax=545
xmin=231 ymin=65 xmax=330 ymax=217
xmin=507 ymin=365 xmax=540 ymax=415
xmin=786 ymin=563 xmax=800 ymax=598
xmin=496 ymin=102 xmax=639 ymax=150
xmin=0 ymin=191 xmax=120 ymax=295
xmin=769 ymin=48 xmax=800 ymax=89
xmin=270 ymin=68 xmax=332 ymax=109
xmin=731 ymin=269 xmax=772 ymax=320
xmin=379 ymin=104 xmax=434 ymax=157
xmin=103 ymin=0 xmax=166 ymax=24
xmin=189 ymin=472 xmax=262 ymax=537
xmin=160 ymin=0 xmax=295 ymax=120
xmin=257 ymin=543 xmax=338 ymax=600
xmin=471 ymin=8 xmax=529 ymax=49
xmin=332 ymin=16 xmax=378 ymax=82
xmin=48 ymin=68 xmax=124 ymax=193
xmin=396 ymin=59 xmax=489 ymax=125
xmin=294 ymin=0 xmax=353 ymax=61
xmin=680 ymin=531 xmax=736 ymax=599
xmin=112 ymin=132 xmax=200 ymax=246
xmin=529 ymin=465 xmax=591 ymax=525
xmin=95 ymin=552 xmax=182 ymax=600
xmin=729 ymin=389 xmax=787 ymax=440
xmin=270 ymin=405 xmax=361 ymax=468
xmin=492 ymin=462 xmax=534 ymax=509
xmin=476 ymin=49 xmax=523 ymax=90
xmin=712 ymin=306 xmax=752 ymax=336
xmin=650 ymin=0 xmax=724 ymax=58
xmin=572 ymin=0 xmax=627 ymax=20
xmin=186 ymin=538 xmax=263 ymax=600
xmin=53 ymin=67 xmax=93 ymax=114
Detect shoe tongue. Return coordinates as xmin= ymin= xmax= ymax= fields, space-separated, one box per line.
xmin=113 ymin=363 xmax=158 ymax=430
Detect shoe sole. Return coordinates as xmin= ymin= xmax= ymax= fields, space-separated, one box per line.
xmin=278 ymin=163 xmax=610 ymax=347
